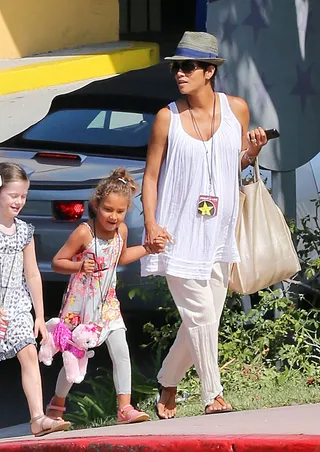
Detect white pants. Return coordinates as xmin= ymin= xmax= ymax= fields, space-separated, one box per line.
xmin=157 ymin=262 xmax=229 ymax=406
xmin=55 ymin=328 xmax=131 ymax=398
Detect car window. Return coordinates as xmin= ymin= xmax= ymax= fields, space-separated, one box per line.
xmin=109 ymin=112 xmax=145 ymax=130
xmin=23 ymin=109 xmax=155 ymax=148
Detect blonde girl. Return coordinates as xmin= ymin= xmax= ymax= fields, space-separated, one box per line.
xmin=0 ymin=162 xmax=70 ymax=436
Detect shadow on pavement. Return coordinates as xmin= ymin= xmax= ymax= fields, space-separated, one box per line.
xmin=0 ymin=423 xmax=30 ymax=439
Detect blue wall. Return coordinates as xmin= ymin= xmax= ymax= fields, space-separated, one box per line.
xmin=196 ymin=0 xmax=207 ymax=31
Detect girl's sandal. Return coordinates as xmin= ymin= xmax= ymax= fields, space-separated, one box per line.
xmin=46 ymin=398 xmax=66 ymax=420
xmin=30 ymin=414 xmax=71 ymax=437
xmin=117 ymin=404 xmax=150 ymax=424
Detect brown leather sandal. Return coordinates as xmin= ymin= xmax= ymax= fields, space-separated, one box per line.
xmin=205 ymin=395 xmax=233 ymax=415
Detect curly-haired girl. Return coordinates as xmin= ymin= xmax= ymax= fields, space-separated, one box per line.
xmin=46 ymin=168 xmax=165 ymax=424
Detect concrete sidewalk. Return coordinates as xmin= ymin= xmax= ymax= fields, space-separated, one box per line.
xmin=0 ymin=403 xmax=319 ymax=446
xmin=0 ymin=41 xmax=159 ymax=96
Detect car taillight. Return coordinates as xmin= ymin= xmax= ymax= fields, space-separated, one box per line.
xmin=53 ymin=201 xmax=85 ymax=221
xmin=35 ymin=152 xmax=81 ymax=161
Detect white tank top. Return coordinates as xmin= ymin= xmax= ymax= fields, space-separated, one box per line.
xmin=141 ymin=92 xmax=241 ymax=280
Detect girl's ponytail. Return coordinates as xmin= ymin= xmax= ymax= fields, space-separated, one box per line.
xmin=110 ymin=167 xmax=139 ymax=195
xmin=89 ymin=167 xmax=139 ymax=217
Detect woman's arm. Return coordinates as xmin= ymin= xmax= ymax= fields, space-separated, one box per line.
xmin=227 ymin=95 xmax=267 ymax=169
xmin=118 ymin=223 xmax=165 ymax=265
xmin=52 ymin=224 xmax=93 ymax=274
xmin=23 ymin=238 xmax=48 ymax=343
xmin=142 ymin=107 xmax=172 ymax=246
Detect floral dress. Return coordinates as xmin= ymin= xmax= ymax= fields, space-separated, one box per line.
xmin=0 ymin=219 xmax=36 ymax=361
xmin=60 ymin=223 xmax=125 ymax=346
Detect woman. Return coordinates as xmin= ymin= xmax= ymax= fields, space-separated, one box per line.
xmin=141 ymin=31 xmax=267 ymax=418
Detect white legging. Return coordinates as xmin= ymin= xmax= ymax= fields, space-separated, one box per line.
xmin=55 ymin=328 xmax=131 ymax=398
xmin=157 ymin=262 xmax=229 ymax=407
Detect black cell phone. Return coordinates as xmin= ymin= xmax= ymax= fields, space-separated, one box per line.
xmin=265 ymin=128 xmax=280 ymax=140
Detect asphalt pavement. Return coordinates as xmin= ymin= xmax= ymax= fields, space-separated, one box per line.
xmin=1 ymin=403 xmax=320 ymax=442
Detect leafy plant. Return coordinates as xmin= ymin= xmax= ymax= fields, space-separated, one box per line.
xmin=288 ymin=196 xmax=320 ymax=307
xmin=65 ymin=360 xmax=158 ymax=426
xmin=129 ymin=276 xmax=181 ymax=351
xmin=65 ymin=367 xmax=116 ymax=425
xmin=219 ymin=286 xmax=320 ymax=372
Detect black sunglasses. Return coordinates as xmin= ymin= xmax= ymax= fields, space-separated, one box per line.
xmin=170 ymin=60 xmax=201 ymax=76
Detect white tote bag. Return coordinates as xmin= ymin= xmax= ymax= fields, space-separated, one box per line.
xmin=228 ymin=155 xmax=301 ymax=295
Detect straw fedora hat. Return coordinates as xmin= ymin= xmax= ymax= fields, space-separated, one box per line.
xmin=165 ymin=31 xmax=225 ymax=67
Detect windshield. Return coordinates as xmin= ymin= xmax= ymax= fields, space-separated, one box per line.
xmin=23 ymin=109 xmax=155 ymax=147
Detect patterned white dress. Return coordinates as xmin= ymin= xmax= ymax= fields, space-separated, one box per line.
xmin=0 ymin=218 xmax=35 ymax=361
xmin=59 ymin=223 xmax=126 ymax=346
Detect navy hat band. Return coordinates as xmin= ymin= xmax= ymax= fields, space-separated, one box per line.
xmin=175 ymin=47 xmax=219 ymax=59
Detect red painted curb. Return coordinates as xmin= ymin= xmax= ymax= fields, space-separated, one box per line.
xmin=1 ymin=435 xmax=320 ymax=452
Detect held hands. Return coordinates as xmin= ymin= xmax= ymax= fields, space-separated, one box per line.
xmin=34 ymin=317 xmax=48 ymax=345
xmin=145 ymin=220 xmax=171 ymax=254
xmin=145 ymin=235 xmax=167 ymax=254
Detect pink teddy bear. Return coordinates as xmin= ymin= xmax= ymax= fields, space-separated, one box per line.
xmin=38 ymin=318 xmax=100 ymax=384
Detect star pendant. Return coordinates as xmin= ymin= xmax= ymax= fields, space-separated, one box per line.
xmin=198 ymin=201 xmax=214 ymax=216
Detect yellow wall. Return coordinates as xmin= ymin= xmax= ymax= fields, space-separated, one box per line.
xmin=0 ymin=0 xmax=119 ymax=58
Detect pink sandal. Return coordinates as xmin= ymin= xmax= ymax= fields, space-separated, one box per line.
xmin=46 ymin=398 xmax=67 ymax=420
xmin=117 ymin=404 xmax=150 ymax=424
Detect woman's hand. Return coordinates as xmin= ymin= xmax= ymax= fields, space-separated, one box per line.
xmin=34 ymin=317 xmax=48 ymax=345
xmin=0 ymin=308 xmax=7 ymax=319
xmin=247 ymin=127 xmax=268 ymax=155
